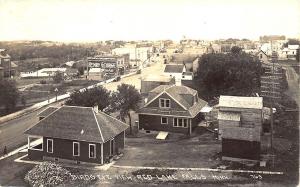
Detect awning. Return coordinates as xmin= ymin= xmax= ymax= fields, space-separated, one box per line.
xmin=156 ymin=131 xmax=169 ymax=140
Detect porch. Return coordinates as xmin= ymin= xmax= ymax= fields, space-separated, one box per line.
xmin=27 ymin=136 xmax=43 ymax=160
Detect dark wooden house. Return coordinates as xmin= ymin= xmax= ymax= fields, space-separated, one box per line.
xmin=25 ymin=106 xmax=128 ymax=165
xmin=218 ymin=96 xmax=263 ymax=161
xmin=138 ymin=85 xmax=207 ymax=135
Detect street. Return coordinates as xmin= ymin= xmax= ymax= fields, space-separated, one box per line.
xmin=0 ymin=60 xmax=164 ymax=156
xmin=284 ymin=66 xmax=300 ymax=106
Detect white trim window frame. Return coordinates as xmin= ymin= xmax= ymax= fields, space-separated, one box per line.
xmin=46 ymin=139 xmax=53 ymax=153
xmin=161 ymin=117 xmax=168 ymax=124
xmin=173 ymin=118 xmax=188 ymax=128
xmin=89 ymin=144 xmax=96 ymax=159
xmin=159 ymin=98 xmax=170 ymax=108
xmin=73 ymin=142 xmax=80 ymax=156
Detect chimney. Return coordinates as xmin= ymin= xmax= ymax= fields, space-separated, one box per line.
xmin=93 ymin=105 xmax=98 ymax=113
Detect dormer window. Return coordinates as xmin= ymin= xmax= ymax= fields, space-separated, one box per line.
xmin=159 ymin=98 xmax=170 ymax=108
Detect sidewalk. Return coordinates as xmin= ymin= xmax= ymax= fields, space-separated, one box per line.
xmin=0 ymin=93 xmax=70 ymax=125
xmin=0 ymin=139 xmax=41 ymax=161
xmin=0 ymin=70 xmax=140 ymax=125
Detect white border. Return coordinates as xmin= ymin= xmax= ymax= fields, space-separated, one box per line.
xmin=46 ymin=139 xmax=53 ymax=153
xmin=173 ymin=118 xmax=188 ymax=128
xmin=89 ymin=143 xmax=96 ymax=158
xmin=73 ymin=142 xmax=80 ymax=156
xmin=159 ymin=98 xmax=171 ymax=108
xmin=161 ymin=116 xmax=168 ymax=124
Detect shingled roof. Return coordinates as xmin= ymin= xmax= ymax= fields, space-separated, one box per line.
xmin=219 ymin=95 xmax=263 ymax=109
xmin=141 ymin=85 xmax=207 ymax=117
xmin=25 ymin=106 xmax=128 ymax=143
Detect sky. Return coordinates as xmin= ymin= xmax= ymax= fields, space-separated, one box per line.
xmin=0 ymin=0 xmax=299 ymax=42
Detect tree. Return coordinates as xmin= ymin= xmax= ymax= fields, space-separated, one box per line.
xmin=77 ymin=66 xmax=84 ymax=75
xmin=53 ymin=71 xmax=64 ymax=83
xmin=195 ymin=53 xmax=262 ymax=100
xmin=283 ymin=39 xmax=300 ymax=48
xmin=231 ymin=46 xmax=242 ymax=54
xmin=0 ymin=79 xmax=20 ymax=113
xmin=65 ymin=86 xmax=110 ymax=110
xmin=110 ymin=84 xmax=141 ymax=135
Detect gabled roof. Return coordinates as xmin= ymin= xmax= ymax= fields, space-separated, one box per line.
xmin=164 ymin=64 xmax=185 ymax=73
xmin=219 ymin=95 xmax=263 ymax=109
xmin=255 ymin=50 xmax=268 ymax=57
xmin=140 ymin=85 xmax=207 ymax=117
xmin=25 ymin=106 xmax=128 ymax=143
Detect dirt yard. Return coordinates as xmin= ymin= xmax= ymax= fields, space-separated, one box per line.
xmin=118 ymin=130 xmax=221 ymax=168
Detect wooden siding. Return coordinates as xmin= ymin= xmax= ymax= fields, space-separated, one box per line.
xmin=147 ymin=93 xmax=185 ymax=110
xmin=102 ymin=132 xmax=125 ymax=163
xmin=42 ymin=137 xmax=102 ymax=164
xmin=222 ymin=138 xmax=260 ymax=160
xmin=219 ymin=107 xmax=262 ymax=127
xmin=138 ymin=114 xmax=191 ymax=134
xmin=28 ymin=133 xmax=125 ymax=164
xmin=220 ymin=126 xmax=261 ymax=142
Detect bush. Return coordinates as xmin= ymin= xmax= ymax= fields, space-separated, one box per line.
xmin=40 ymin=80 xmax=47 ymax=84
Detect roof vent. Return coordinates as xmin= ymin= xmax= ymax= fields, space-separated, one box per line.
xmin=80 ymin=129 xmax=84 ymax=135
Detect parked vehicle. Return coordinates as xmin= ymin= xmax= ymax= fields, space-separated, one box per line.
xmin=113 ymin=76 xmax=121 ymax=82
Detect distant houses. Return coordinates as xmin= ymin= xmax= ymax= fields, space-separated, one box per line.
xmin=25 ymin=106 xmax=128 ymax=164
xmin=0 ymin=49 xmax=18 ymax=78
xmin=87 ymin=54 xmax=129 ymax=77
xmin=20 ymin=68 xmax=67 ymax=78
xmin=256 ymin=50 xmax=269 ymax=64
xmin=112 ymin=44 xmax=153 ymax=67
xmin=138 ymin=85 xmax=207 ymax=135
xmin=218 ymin=95 xmax=263 ymax=161
xmin=163 ymin=64 xmax=192 ymax=85
xmin=280 ymin=44 xmax=299 ymax=60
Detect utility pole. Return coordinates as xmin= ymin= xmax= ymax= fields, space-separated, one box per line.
xmin=270 ymin=41 xmax=278 ymax=168
xmin=86 ymin=49 xmax=89 ymax=79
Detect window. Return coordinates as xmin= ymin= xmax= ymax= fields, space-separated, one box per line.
xmin=173 ymin=118 xmax=188 ymax=128
xmin=47 ymin=139 xmax=53 ymax=153
xmin=161 ymin=117 xmax=168 ymax=124
xmin=159 ymin=98 xmax=170 ymax=108
xmin=260 ymin=54 xmax=262 ymax=59
xmin=73 ymin=142 xmax=80 ymax=156
xmin=178 ymin=118 xmax=183 ymax=127
xmin=89 ymin=144 xmax=96 ymax=158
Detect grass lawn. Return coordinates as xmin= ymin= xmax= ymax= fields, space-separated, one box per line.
xmin=16 ymin=77 xmax=53 ymax=87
